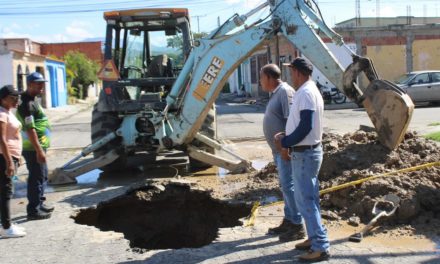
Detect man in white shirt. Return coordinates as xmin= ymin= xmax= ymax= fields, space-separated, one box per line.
xmin=275 ymin=57 xmax=330 ymax=262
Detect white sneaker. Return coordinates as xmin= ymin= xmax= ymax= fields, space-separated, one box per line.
xmin=0 ymin=225 xmax=26 ymax=238
xmin=11 ymin=224 xmax=26 ymax=232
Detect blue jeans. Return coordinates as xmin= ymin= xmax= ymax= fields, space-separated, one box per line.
xmin=23 ymin=150 xmax=48 ymax=214
xmin=290 ymin=146 xmax=329 ymax=252
xmin=273 ymin=153 xmax=302 ymax=225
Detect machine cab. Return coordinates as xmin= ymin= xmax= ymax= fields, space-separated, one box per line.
xmin=99 ymin=8 xmax=193 ymax=112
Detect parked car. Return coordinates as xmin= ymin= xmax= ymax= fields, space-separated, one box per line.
xmin=394 ymin=70 xmax=440 ymax=105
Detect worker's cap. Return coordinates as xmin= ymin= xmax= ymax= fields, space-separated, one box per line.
xmin=0 ymin=85 xmax=20 ymax=99
xmin=283 ymin=57 xmax=313 ymax=74
xmin=27 ymin=72 xmax=47 ymax=83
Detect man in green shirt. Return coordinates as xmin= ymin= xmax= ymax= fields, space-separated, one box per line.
xmin=16 ymin=72 xmax=53 ymax=220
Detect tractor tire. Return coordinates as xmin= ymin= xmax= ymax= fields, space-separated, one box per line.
xmin=91 ymin=104 xmax=127 ymax=172
xmin=189 ymin=106 xmax=217 ymax=169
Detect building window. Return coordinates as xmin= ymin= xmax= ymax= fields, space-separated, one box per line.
xmin=36 ymin=66 xmax=44 ymax=74
xmin=17 ymin=65 xmax=24 ymax=92
xmin=250 ymin=57 xmax=257 ymax=84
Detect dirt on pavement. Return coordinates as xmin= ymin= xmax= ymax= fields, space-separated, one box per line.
xmin=211 ymin=130 xmax=440 ymax=236
xmin=71 ymin=130 xmax=440 ymax=250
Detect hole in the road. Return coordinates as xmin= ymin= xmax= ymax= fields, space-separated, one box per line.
xmin=72 ymin=183 xmax=252 ymax=250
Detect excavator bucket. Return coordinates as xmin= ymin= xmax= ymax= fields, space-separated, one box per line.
xmin=343 ymin=56 xmax=414 ymax=150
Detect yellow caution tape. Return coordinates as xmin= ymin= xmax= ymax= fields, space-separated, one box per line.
xmin=319 ymin=160 xmax=440 ymax=195
xmin=244 ymin=201 xmax=260 ymax=227
xmin=243 ymin=161 xmax=440 ymax=225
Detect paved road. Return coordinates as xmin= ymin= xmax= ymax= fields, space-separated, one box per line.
xmin=2 ymin=100 xmax=438 ymax=264
xmin=217 ymin=101 xmax=440 ymax=140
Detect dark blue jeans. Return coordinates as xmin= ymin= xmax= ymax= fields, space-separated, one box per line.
xmin=23 ymin=150 xmax=48 ymax=214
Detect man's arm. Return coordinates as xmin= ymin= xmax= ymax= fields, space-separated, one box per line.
xmin=26 ymin=128 xmax=46 ymax=163
xmin=274 ymin=110 xmax=314 ymax=151
xmin=279 ymin=88 xmax=293 ymax=161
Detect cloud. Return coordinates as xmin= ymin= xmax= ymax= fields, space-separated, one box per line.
xmin=0 ymin=19 xmax=97 ymax=43
xmin=0 ymin=24 xmax=31 ymax=38
xmin=380 ymin=6 xmax=398 ymax=17
xmin=65 ymin=20 xmax=93 ymax=41
xmin=225 ymin=0 xmax=264 ymax=9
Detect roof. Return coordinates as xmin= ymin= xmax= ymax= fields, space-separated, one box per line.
xmin=0 ymin=38 xmax=43 ymax=44
xmin=335 ymin=17 xmax=440 ymax=28
xmin=104 ymin=8 xmax=189 ymax=20
xmin=9 ymin=48 xmax=64 ymax=62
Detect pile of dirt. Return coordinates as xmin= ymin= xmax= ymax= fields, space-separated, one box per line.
xmin=320 ymin=131 xmax=440 ymax=225
xmin=238 ymin=131 xmax=440 ymax=227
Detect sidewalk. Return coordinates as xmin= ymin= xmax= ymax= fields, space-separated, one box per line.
xmin=218 ymin=92 xmax=359 ymax=110
xmin=45 ymin=98 xmax=97 ymax=123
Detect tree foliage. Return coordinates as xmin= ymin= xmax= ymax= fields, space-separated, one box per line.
xmin=166 ymin=32 xmax=208 ymax=66
xmin=64 ymin=51 xmax=100 ymax=99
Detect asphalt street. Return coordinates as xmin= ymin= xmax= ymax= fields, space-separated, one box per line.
xmin=216 ymin=100 xmax=440 ymax=140
xmin=1 ymin=97 xmax=438 ymax=264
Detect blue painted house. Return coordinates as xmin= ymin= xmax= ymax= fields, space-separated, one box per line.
xmin=45 ymin=58 xmax=67 ymax=107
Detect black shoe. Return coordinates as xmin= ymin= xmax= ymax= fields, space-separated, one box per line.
xmin=279 ymin=224 xmax=306 ymax=242
xmin=298 ymin=250 xmax=330 ymax=262
xmin=40 ymin=203 xmax=55 ymax=213
xmin=27 ymin=210 xmax=51 ymax=221
xmin=267 ymin=219 xmax=294 ymax=235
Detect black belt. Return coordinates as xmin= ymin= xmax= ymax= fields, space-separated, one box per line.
xmin=289 ymin=143 xmax=321 ymax=152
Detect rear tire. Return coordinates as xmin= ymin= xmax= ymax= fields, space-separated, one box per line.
xmin=91 ymin=104 xmax=128 ymax=172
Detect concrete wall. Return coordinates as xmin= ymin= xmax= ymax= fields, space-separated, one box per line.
xmin=0 ymin=53 xmax=14 ymax=87
xmin=366 ymin=45 xmax=407 ymax=81
xmin=412 ymin=39 xmax=440 ymax=71
xmin=12 ymin=52 xmax=46 ymax=90
xmin=0 ymin=38 xmax=41 ymax=54
xmin=11 ymin=52 xmax=48 ymax=107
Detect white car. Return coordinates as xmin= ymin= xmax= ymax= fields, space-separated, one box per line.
xmin=395 ymin=71 xmax=440 ymax=105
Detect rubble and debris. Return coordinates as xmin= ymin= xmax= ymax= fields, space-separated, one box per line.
xmin=348 ymin=216 xmax=361 ymax=227
xmin=235 ymin=130 xmax=440 ymax=229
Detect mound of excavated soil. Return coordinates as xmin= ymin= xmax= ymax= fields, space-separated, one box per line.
xmin=320 ymin=131 xmax=440 ymax=225
xmin=243 ymin=130 xmax=440 ymax=227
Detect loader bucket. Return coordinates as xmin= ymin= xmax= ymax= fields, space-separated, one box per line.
xmin=343 ymin=56 xmax=414 ymax=150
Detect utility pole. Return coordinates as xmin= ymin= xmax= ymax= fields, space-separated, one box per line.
xmin=376 ymin=0 xmax=380 ymax=26
xmin=355 ymin=0 xmax=360 ymax=27
xmin=191 ymin=15 xmax=207 ymax=33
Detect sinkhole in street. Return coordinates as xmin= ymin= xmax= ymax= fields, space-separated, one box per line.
xmin=73 ymin=183 xmax=252 ymax=250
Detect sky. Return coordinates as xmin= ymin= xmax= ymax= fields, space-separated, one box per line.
xmin=0 ymin=0 xmax=439 ymax=43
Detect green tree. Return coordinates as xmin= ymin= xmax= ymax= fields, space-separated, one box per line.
xmin=166 ymin=32 xmax=208 ymax=66
xmin=64 ymin=51 xmax=100 ymax=99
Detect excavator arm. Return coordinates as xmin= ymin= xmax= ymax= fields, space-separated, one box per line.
xmin=159 ymin=0 xmax=414 ymax=150
xmin=50 ymin=0 xmax=413 ymax=184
